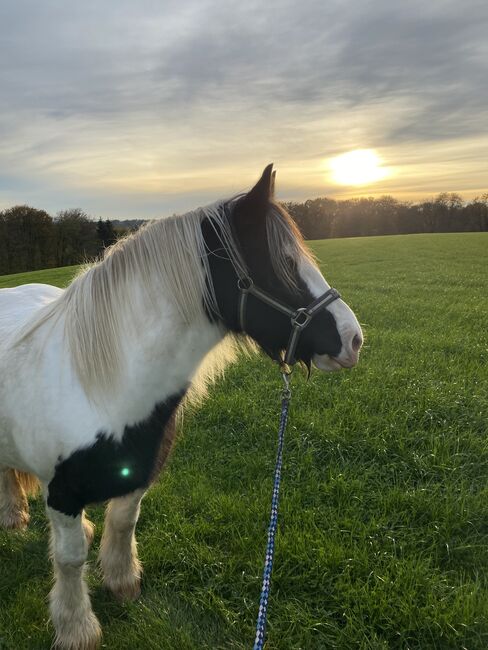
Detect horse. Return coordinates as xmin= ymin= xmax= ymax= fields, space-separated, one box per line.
xmin=0 ymin=165 xmax=363 ymax=649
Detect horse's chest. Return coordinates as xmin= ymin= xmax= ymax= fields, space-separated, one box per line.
xmin=47 ymin=391 xmax=186 ymax=516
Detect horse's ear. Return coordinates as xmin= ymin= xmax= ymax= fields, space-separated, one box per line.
xmin=237 ymin=164 xmax=274 ymax=224
xmin=270 ymin=170 xmax=276 ymax=198
xmin=248 ymin=164 xmax=273 ymax=203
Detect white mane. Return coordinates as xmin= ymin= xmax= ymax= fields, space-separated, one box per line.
xmin=17 ymin=199 xmax=315 ymax=400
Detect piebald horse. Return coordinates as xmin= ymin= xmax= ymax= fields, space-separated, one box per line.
xmin=0 ymin=166 xmax=362 ymax=649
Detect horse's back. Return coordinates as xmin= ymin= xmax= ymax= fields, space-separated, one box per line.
xmin=0 ymin=283 xmax=63 ymax=339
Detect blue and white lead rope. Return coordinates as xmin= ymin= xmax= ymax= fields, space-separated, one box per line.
xmin=253 ymin=373 xmax=291 ymax=650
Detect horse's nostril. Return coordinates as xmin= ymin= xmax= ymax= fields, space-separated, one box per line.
xmin=351 ymin=333 xmax=362 ymax=352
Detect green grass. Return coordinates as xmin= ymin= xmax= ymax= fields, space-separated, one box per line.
xmin=1 ymin=233 xmax=487 ymax=649
xmin=0 ymin=265 xmax=79 ymax=289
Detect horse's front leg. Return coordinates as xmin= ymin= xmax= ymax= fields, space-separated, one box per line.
xmin=99 ymin=488 xmax=145 ymax=601
xmin=48 ymin=506 xmax=101 ymax=650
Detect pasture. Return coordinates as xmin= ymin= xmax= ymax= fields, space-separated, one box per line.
xmin=0 ymin=232 xmax=487 ymax=649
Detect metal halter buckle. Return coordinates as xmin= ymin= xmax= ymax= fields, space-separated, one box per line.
xmin=237 ymin=276 xmax=253 ymax=292
xmin=291 ymin=308 xmax=311 ymax=329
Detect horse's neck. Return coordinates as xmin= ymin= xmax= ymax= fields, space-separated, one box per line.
xmin=96 ymin=284 xmax=223 ymax=429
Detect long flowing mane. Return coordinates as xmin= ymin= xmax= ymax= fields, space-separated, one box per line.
xmin=17 ymin=199 xmax=316 ymax=398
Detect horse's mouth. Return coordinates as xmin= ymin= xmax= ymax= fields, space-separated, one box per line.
xmin=312 ymin=353 xmax=343 ymax=372
xmin=313 ymin=353 xmax=357 ymax=372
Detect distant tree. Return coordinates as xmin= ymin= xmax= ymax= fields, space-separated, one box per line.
xmin=285 ymin=198 xmax=337 ymax=239
xmin=96 ymin=218 xmax=117 ymax=248
xmin=0 ymin=205 xmax=54 ymax=274
xmin=54 ymin=209 xmax=101 ymax=267
xmin=465 ymin=194 xmax=488 ymax=231
xmin=435 ymin=192 xmax=463 ymax=210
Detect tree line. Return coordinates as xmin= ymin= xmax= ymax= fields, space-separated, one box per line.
xmin=1 ymin=192 xmax=487 ymax=275
xmin=0 ymin=207 xmax=120 ymax=276
xmin=284 ymin=192 xmax=488 ymax=240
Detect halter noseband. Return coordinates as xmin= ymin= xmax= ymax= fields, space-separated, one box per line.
xmin=236 ymin=274 xmax=341 ymax=366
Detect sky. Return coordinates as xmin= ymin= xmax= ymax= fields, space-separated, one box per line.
xmin=0 ymin=0 xmax=487 ymax=219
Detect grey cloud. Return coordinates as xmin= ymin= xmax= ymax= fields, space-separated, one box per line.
xmin=332 ymin=1 xmax=488 ymax=141
xmin=153 ymin=0 xmax=488 ymax=140
xmin=2 ymin=0 xmax=486 ymax=131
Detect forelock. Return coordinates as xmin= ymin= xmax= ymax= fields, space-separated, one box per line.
xmin=265 ymin=202 xmax=318 ymax=290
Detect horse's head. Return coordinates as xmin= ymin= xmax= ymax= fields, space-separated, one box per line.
xmin=204 ymin=164 xmax=363 ymax=372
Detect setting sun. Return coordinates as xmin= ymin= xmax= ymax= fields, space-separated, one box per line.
xmin=329 ymin=149 xmax=389 ymax=186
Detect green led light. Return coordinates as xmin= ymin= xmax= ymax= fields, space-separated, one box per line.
xmin=121 ymin=467 xmax=131 ymax=478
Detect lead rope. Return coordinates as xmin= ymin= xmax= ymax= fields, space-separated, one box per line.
xmin=253 ymin=370 xmax=292 ymax=650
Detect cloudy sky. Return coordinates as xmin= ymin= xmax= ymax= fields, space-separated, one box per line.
xmin=1 ymin=0 xmax=487 ymax=219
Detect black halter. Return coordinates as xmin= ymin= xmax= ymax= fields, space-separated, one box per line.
xmin=236 ymin=275 xmax=341 ymax=366
xmin=214 ymin=207 xmax=341 ymax=367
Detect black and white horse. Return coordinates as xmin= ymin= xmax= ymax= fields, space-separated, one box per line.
xmin=0 ymin=165 xmax=362 ymax=649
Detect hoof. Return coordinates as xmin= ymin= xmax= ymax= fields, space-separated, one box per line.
xmin=52 ymin=611 xmax=101 ymax=650
xmin=104 ymin=575 xmax=141 ymax=602
xmin=0 ymin=508 xmax=29 ymax=530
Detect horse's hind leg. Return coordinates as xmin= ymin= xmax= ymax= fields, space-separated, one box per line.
xmin=48 ymin=506 xmax=101 ymax=650
xmin=0 ymin=468 xmax=30 ymax=529
xmin=99 ymin=489 xmax=145 ymax=601
xmin=81 ymin=511 xmax=95 ymax=547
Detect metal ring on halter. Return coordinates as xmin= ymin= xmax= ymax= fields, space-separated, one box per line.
xmin=290 ymin=308 xmax=312 ymax=329
xmin=237 ymin=276 xmax=253 ymax=292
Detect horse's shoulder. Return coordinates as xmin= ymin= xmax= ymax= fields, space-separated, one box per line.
xmin=0 ymin=282 xmax=63 ymax=302
xmin=0 ymin=283 xmax=63 ymax=311
xmin=0 ymin=283 xmax=64 ymax=340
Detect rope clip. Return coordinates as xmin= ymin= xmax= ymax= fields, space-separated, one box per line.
xmin=281 ymin=369 xmax=292 ymax=400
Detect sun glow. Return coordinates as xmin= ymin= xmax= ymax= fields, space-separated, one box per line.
xmin=329 ymin=149 xmax=389 ymax=186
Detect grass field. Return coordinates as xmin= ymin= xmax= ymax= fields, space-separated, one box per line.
xmin=0 ymin=265 xmax=79 ymax=290
xmin=0 ymin=233 xmax=487 ymax=650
